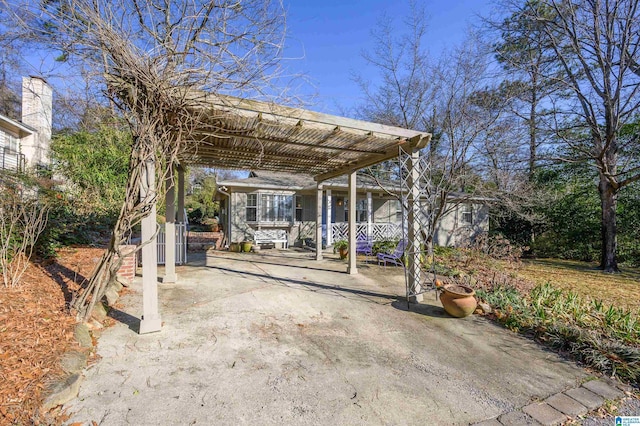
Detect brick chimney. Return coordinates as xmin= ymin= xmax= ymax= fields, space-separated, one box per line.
xmin=21 ymin=76 xmax=52 ymax=168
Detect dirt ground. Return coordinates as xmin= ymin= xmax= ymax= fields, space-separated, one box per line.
xmin=0 ymin=247 xmax=104 ymax=425
xmin=64 ymin=250 xmax=590 ymax=425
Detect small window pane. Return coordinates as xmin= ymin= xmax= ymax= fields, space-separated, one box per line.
xmin=462 ymin=204 xmax=473 ymax=224
xmin=246 ymin=194 xmax=257 ymax=222
xmin=295 ymin=195 xmax=303 ymax=221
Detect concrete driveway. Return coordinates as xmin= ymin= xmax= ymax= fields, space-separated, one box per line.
xmin=65 ymin=249 xmax=588 ymax=425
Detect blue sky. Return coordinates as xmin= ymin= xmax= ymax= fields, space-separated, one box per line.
xmin=283 ymin=0 xmax=494 ymax=115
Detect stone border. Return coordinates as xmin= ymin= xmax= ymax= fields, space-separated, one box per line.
xmin=472 ymin=378 xmax=636 ymax=426
xmin=40 ymin=278 xmax=127 ymax=415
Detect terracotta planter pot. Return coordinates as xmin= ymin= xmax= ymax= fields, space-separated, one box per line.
xmin=339 ymin=247 xmax=348 ymax=259
xmin=242 ymin=241 xmax=253 ymax=253
xmin=230 ymin=242 xmax=241 ymax=253
xmin=439 ymin=283 xmax=477 ymax=318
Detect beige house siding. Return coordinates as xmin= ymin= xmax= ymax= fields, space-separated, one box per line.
xmin=433 ymin=203 xmax=489 ymax=247
xmin=373 ymin=198 xmax=400 ymax=223
xmin=224 ymin=186 xmax=489 ymax=247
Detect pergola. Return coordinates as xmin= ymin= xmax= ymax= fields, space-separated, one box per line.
xmin=138 ymin=93 xmax=432 ymax=334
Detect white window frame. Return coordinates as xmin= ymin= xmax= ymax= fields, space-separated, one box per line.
xmin=246 ymin=191 xmax=294 ymax=224
xmin=246 ymin=193 xmax=258 ymax=222
xmin=461 ymin=203 xmax=473 ymax=224
xmin=295 ymin=195 xmax=304 ymax=222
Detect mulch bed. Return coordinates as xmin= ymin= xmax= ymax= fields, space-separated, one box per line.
xmin=0 ymin=247 xmax=104 ymax=425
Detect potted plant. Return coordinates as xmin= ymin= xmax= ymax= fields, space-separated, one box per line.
xmin=333 ymin=239 xmax=348 ymax=259
xmin=439 ymin=281 xmax=477 ymax=318
xmin=203 ymin=217 xmax=219 ymax=232
xmin=229 ymin=242 xmax=241 ymax=252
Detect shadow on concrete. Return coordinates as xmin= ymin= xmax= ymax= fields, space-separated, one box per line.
xmin=391 ymin=299 xmax=451 ymax=318
xmin=208 ymin=264 xmax=399 ymax=304
xmin=108 ymin=308 xmax=140 ymax=333
xmin=207 ymin=253 xmax=350 ymax=274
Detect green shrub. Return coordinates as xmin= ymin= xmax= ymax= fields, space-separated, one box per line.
xmin=477 ymin=282 xmax=640 ymax=385
xmin=372 ymin=239 xmax=398 ymax=255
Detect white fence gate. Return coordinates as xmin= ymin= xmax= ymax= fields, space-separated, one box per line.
xmin=157 ymin=223 xmax=187 ymax=265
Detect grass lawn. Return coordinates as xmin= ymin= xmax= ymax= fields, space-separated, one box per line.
xmin=518 ymin=258 xmax=640 ymax=311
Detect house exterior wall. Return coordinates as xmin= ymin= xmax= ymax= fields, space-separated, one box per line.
xmin=433 ymin=203 xmax=489 ymax=247
xmin=225 ymin=186 xmax=489 ymax=248
xmin=373 ymin=198 xmax=400 ymax=223
xmin=228 ymin=189 xmax=298 ymax=245
xmin=0 ymin=127 xmax=23 ymax=170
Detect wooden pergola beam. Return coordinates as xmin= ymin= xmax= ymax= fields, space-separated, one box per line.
xmin=314 ymin=134 xmax=431 ymax=182
xmin=193 ymin=128 xmax=391 ymax=155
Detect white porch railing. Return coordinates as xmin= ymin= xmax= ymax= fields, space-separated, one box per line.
xmin=330 ymin=222 xmax=401 ymax=242
xmin=157 ymin=223 xmax=187 ymax=265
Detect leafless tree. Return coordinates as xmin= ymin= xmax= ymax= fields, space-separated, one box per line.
xmin=4 ymin=0 xmax=289 ymax=319
xmin=0 ymin=175 xmax=50 ymax=288
xmin=354 ymin=4 xmax=505 ymax=257
xmin=516 ymin=0 xmax=640 ymax=272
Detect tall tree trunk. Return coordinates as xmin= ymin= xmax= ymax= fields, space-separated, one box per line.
xmin=598 ymin=175 xmax=619 ymax=273
xmin=528 ymin=75 xmax=538 ymax=183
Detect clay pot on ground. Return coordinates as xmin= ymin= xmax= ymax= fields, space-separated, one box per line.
xmin=229 ymin=242 xmax=241 ymax=253
xmin=339 ymin=247 xmax=348 ymax=259
xmin=439 ymin=283 xmax=477 ymax=318
xmin=242 ymin=241 xmax=253 ymax=253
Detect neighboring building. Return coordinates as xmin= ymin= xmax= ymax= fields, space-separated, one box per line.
xmin=0 ymin=77 xmax=53 ymax=172
xmin=216 ymin=171 xmax=490 ymax=248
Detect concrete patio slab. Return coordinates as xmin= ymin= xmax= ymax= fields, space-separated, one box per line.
xmin=65 ymin=250 xmax=588 ymax=425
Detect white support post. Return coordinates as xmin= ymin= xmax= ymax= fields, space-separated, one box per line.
xmin=177 ymin=165 xmax=185 ymax=223
xmin=164 ymin=166 xmax=177 ymax=283
xmin=366 ymin=191 xmax=373 ymax=240
xmin=139 ymin=161 xmax=162 ymax=334
xmin=315 ymin=183 xmax=323 ymax=261
xmin=347 ymin=171 xmax=357 ymax=275
xmin=407 ymin=149 xmax=423 ymax=302
xmin=326 ymin=189 xmax=333 ymax=246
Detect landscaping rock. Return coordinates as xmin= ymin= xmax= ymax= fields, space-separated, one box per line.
xmin=564 ymin=387 xmax=604 ymax=411
xmin=91 ymin=301 xmax=108 ymax=322
xmin=522 ymin=402 xmax=567 ymax=425
xmin=545 ymin=392 xmax=588 ymax=417
xmin=59 ymin=351 xmax=88 ymax=374
xmin=104 ymin=287 xmax=119 ymax=306
xmin=86 ymin=318 xmax=104 ymax=331
xmin=109 ymin=281 xmax=124 ymax=293
xmin=41 ymin=373 xmax=82 ymax=412
xmin=582 ymin=380 xmax=624 ymax=400
xmin=478 ymin=302 xmax=492 ymax=314
xmin=498 ymin=410 xmax=539 ymax=425
xmin=73 ymin=323 xmax=92 ymax=349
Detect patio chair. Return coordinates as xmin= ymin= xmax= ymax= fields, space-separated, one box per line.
xmin=377 ymin=240 xmax=407 ymax=267
xmin=355 ymin=239 xmax=374 ymax=256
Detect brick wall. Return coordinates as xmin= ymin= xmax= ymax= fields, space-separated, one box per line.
xmin=189 ymin=231 xmax=224 ymax=243
xmin=116 ymin=244 xmax=137 ymax=285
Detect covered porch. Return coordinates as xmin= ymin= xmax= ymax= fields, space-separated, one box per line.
xmin=138 ymin=93 xmax=431 ymax=333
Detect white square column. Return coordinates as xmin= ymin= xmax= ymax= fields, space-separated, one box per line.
xmin=407 ymin=149 xmax=423 ymax=302
xmin=139 ymin=161 xmax=162 ymax=334
xmin=177 ymin=165 xmax=185 ymax=223
xmin=164 ymin=166 xmax=177 ymax=283
xmin=316 ymin=183 xmax=323 ymax=261
xmin=347 ymin=171 xmax=357 ymax=275
xmin=366 ymin=191 xmax=373 ymax=240
xmin=326 ymin=189 xmax=333 ymax=246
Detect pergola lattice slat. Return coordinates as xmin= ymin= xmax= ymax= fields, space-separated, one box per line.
xmin=185 ymin=93 xmax=431 ymax=181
